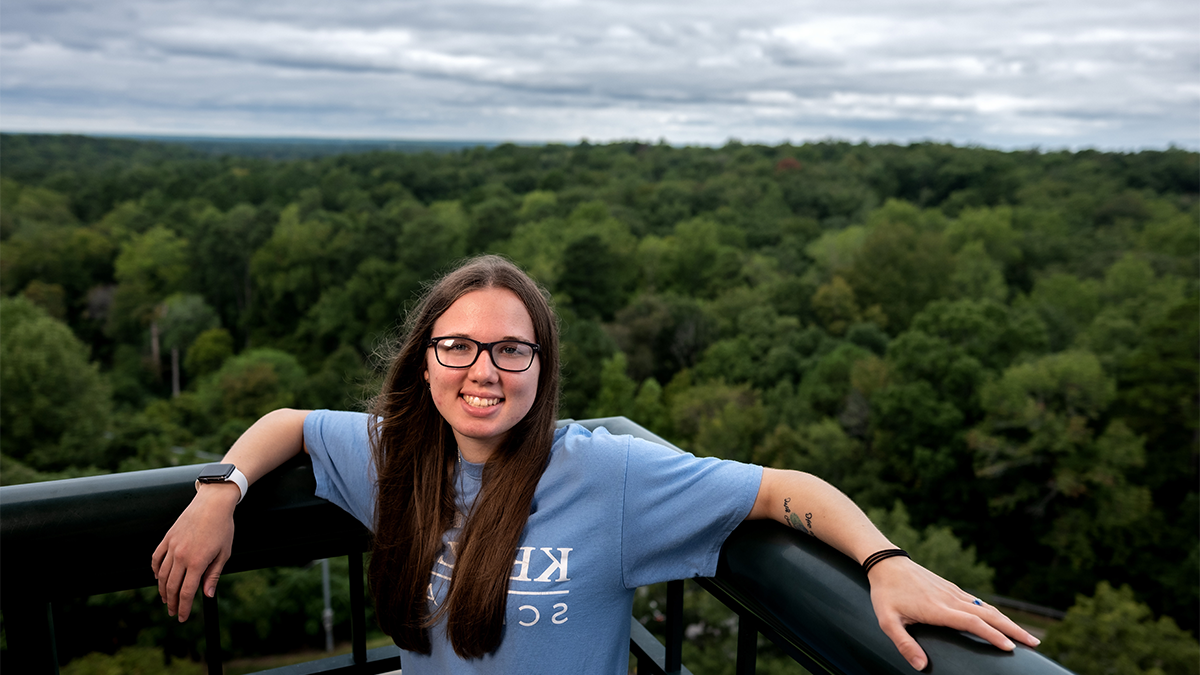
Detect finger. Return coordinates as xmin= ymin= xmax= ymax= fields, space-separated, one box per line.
xmin=151 ymin=540 xmax=167 ymax=576
xmin=165 ymin=557 xmax=187 ymax=617
xmin=202 ymin=554 xmax=228 ymax=598
xmin=949 ymin=612 xmax=1016 ymax=651
xmin=974 ymin=602 xmax=1040 ymax=647
xmin=878 ymin=615 xmax=928 ymax=671
xmin=156 ymin=550 xmax=174 ymax=604
xmin=178 ymin=564 xmax=204 ymax=623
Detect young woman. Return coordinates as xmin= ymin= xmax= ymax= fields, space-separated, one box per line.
xmin=153 ymin=255 xmax=1038 ymax=673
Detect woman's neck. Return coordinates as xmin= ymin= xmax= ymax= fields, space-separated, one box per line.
xmin=454 ymin=435 xmax=498 ymax=464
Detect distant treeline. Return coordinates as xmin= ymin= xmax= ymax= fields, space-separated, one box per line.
xmin=1 ymin=134 xmax=1196 ymax=670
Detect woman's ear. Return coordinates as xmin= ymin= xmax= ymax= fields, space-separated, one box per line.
xmin=423 ymin=370 xmax=430 ymax=383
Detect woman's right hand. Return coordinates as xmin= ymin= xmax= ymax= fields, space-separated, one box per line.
xmin=151 ymin=483 xmax=240 ymax=622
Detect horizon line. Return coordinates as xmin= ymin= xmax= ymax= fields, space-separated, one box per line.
xmin=1 ymin=129 xmax=1196 ymax=154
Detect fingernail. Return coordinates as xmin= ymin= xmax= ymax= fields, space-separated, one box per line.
xmin=910 ymin=657 xmax=926 ymax=670
xmin=168 ymin=610 xmax=174 ymax=617
xmin=1003 ymin=639 xmax=1015 ymax=650
xmin=1030 ymin=636 xmax=1041 ymax=647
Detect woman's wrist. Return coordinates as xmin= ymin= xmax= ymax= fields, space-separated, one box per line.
xmin=194 ymin=482 xmax=242 ymax=509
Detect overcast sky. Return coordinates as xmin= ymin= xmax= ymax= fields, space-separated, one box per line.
xmin=2 ymin=0 xmax=1196 ymax=149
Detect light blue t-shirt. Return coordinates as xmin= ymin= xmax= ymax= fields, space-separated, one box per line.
xmin=303 ymin=410 xmax=763 ymax=675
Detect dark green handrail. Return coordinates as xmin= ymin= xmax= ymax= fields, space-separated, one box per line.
xmin=0 ymin=416 xmax=1074 ymax=674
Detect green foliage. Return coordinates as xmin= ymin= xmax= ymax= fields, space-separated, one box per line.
xmin=558 ymin=234 xmax=635 ymax=320
xmin=0 ymin=296 xmax=111 ymax=470
xmin=1 ymin=223 xmax=114 ymax=307
xmin=301 ymin=343 xmax=369 ymax=410
xmin=972 ymin=352 xmax=1151 ymax=572
xmin=1025 ymin=272 xmax=1102 ymax=350
xmin=951 ymin=241 xmax=1008 ymax=302
xmin=692 ymin=304 xmax=809 ymax=390
xmin=61 ymin=645 xmax=203 ymax=675
xmin=159 ymin=293 xmax=220 ymax=351
xmin=558 ymin=315 xmax=618 ymax=418
xmin=108 ymin=225 xmax=190 ymax=344
xmin=804 ymin=225 xmax=867 ymax=279
xmin=845 ymin=203 xmax=955 ymax=331
xmin=0 ymin=453 xmax=109 ymax=486
xmin=588 ymin=352 xmax=638 ymax=419
xmin=907 ymin=298 xmax=1048 ymax=370
xmin=195 ymin=349 xmax=306 ymax=427
xmin=104 ymin=400 xmax=194 ymax=472
xmin=218 ymin=558 xmax=365 ymax=657
xmin=1042 ymin=582 xmax=1200 ymax=675
xmin=811 ymin=276 xmax=877 ymax=335
xmin=670 ymin=381 xmax=766 ymax=462
xmin=753 ymin=419 xmax=888 ymax=505
xmin=21 ymin=279 xmax=68 ymax=319
xmin=608 ymin=292 xmax=715 ymax=385
xmin=944 ymin=205 xmax=1023 ymax=267
xmin=868 ymin=501 xmax=995 ymax=593
xmin=640 ymin=218 xmax=743 ymax=299
xmin=184 ymin=327 xmax=234 ymax=378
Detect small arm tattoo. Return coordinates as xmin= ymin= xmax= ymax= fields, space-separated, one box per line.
xmin=783 ymin=498 xmax=815 ymax=536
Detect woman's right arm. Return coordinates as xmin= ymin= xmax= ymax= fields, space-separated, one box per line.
xmin=151 ymin=408 xmax=312 ymax=622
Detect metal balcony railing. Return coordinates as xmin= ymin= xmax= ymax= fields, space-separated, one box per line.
xmin=0 ymin=416 xmax=1072 ymax=674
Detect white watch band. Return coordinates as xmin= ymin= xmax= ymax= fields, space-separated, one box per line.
xmin=195 ymin=467 xmax=249 ymax=504
xmin=227 ymin=467 xmax=248 ymax=504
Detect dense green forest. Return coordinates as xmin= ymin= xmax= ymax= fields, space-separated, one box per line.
xmin=1 ymin=133 xmax=1196 ymax=674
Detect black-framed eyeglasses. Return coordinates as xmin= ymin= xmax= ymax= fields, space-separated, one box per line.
xmin=427 ymin=336 xmax=540 ymax=372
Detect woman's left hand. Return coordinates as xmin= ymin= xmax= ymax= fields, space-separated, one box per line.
xmin=867 ymin=556 xmax=1040 ymax=670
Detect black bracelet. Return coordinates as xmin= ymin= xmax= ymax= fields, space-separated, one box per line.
xmin=862 ymin=548 xmax=910 ymax=575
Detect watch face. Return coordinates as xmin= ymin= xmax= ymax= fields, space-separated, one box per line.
xmin=197 ymin=463 xmax=235 ymax=483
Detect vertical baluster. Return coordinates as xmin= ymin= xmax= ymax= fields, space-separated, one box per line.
xmin=46 ymin=600 xmax=61 ymax=675
xmin=736 ymin=613 xmax=758 ymax=675
xmin=665 ymin=579 xmax=684 ymax=674
xmin=0 ymin=598 xmax=58 ymax=673
xmin=349 ymin=552 xmax=367 ymax=666
xmin=203 ymin=593 xmax=221 ymax=675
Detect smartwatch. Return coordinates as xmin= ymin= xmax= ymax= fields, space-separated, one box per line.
xmin=195 ymin=463 xmax=248 ymax=504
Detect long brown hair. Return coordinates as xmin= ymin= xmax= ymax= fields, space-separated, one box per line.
xmin=367 ymin=255 xmax=560 ymax=658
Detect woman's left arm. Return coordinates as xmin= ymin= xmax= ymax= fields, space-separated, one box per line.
xmin=747 ymin=468 xmax=1039 ymax=671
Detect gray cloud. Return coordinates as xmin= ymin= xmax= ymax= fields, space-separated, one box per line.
xmin=1 ymin=0 xmax=1195 ymax=148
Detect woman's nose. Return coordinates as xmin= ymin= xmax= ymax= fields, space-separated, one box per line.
xmin=469 ymin=347 xmax=499 ymax=381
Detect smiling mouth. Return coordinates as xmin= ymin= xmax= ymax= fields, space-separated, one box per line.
xmin=462 ymin=394 xmax=502 ymax=408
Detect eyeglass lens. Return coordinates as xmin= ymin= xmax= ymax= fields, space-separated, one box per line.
xmin=433 ymin=338 xmax=535 ymax=371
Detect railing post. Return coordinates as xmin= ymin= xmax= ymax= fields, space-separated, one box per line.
xmin=349 ymin=552 xmax=368 ymax=666
xmin=736 ymin=613 xmax=758 ymax=675
xmin=203 ymin=592 xmax=222 ymax=675
xmin=1 ymin=599 xmax=59 ymax=674
xmin=665 ymin=579 xmax=684 ymax=674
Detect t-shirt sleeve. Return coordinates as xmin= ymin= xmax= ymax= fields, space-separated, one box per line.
xmin=303 ymin=409 xmax=377 ymax=531
xmin=620 ymin=436 xmax=763 ymax=589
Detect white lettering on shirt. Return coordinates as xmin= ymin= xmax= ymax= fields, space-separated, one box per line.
xmin=534 ymin=548 xmax=572 ymax=582
xmin=551 ymin=603 xmax=568 ymax=624
xmin=510 ymin=546 xmax=535 ymax=581
xmin=518 ymin=605 xmax=540 ymax=626
xmin=436 ymin=541 xmax=459 ymax=569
